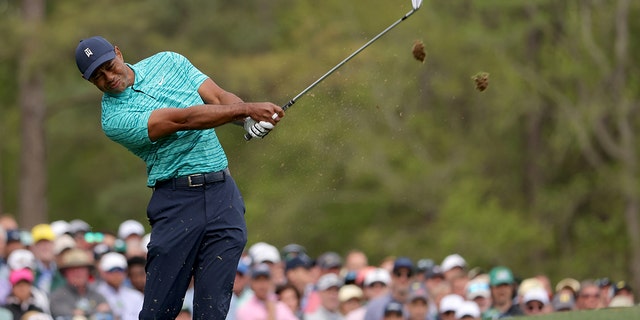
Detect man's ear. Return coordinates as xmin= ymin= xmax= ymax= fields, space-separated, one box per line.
xmin=114 ymin=46 xmax=123 ymax=60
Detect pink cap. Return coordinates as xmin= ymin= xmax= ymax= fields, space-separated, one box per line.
xmin=10 ymin=268 xmax=34 ymax=286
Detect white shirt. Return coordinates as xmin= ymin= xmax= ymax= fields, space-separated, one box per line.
xmin=96 ymin=281 xmax=144 ymax=320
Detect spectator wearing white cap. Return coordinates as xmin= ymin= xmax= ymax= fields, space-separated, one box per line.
xmin=249 ymin=242 xmax=285 ymax=286
xmin=521 ymin=287 xmax=552 ymax=315
xmin=305 ymin=273 xmax=344 ymax=320
xmin=465 ymin=275 xmax=491 ymax=313
xmin=338 ymin=284 xmax=364 ymax=318
xmin=364 ymin=257 xmax=415 ymax=320
xmin=96 ymin=252 xmax=144 ymax=320
xmin=454 ymin=301 xmax=481 ymax=320
xmin=5 ymin=249 xmax=50 ymax=314
xmin=117 ymin=220 xmax=146 ymax=259
xmin=439 ymin=294 xmax=464 ymax=320
xmin=363 ymin=268 xmax=391 ymax=301
xmin=441 ymin=254 xmax=467 ymax=282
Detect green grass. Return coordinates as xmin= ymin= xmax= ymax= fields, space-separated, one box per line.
xmin=520 ymin=306 xmax=640 ymax=320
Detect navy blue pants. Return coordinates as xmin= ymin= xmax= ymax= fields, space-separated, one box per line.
xmin=139 ymin=171 xmax=247 ymax=320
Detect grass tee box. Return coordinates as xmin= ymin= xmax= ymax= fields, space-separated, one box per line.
xmin=520 ymin=306 xmax=640 ymax=320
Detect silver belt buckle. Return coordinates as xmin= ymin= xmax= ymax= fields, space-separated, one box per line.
xmin=187 ymin=174 xmax=204 ymax=187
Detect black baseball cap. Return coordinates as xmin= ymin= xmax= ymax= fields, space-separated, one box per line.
xmin=75 ymin=36 xmax=116 ymax=80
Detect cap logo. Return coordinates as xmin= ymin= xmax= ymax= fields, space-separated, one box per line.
xmin=84 ymin=48 xmax=93 ymax=58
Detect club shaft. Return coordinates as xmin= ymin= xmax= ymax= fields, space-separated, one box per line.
xmin=285 ymin=8 xmax=418 ymax=110
xmin=245 ymin=8 xmax=419 ymax=141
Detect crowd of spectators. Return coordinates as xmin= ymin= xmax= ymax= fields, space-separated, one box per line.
xmin=0 ymin=214 xmax=635 ymax=320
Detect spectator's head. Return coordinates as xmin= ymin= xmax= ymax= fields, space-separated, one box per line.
xmin=98 ymin=252 xmax=128 ymax=288
xmin=454 ymin=301 xmax=481 ymax=320
xmin=338 ymin=284 xmax=363 ymax=316
xmin=7 ymin=248 xmax=36 ymax=271
xmin=613 ymin=281 xmax=633 ymax=298
xmin=316 ymin=251 xmax=343 ymax=275
xmin=6 ymin=229 xmax=26 ymax=256
xmin=552 ymin=291 xmax=575 ymax=312
xmin=576 ymin=281 xmax=601 ymax=310
xmin=439 ymin=294 xmax=464 ymax=320
xmin=407 ymin=283 xmax=429 ymax=320
xmin=118 ymin=220 xmax=145 ymax=257
xmin=344 ymin=250 xmax=368 ymax=273
xmin=250 ymin=263 xmax=274 ymax=301
xmin=249 ymin=242 xmax=281 ymax=265
xmin=316 ymin=273 xmax=343 ymax=312
xmin=280 ymin=243 xmax=306 ymax=262
xmin=276 ymin=283 xmax=301 ymax=316
xmin=383 ymin=301 xmax=404 ymax=320
xmin=249 ymin=242 xmax=284 ymax=286
xmin=441 ymin=254 xmax=466 ymax=280
xmin=363 ymin=267 xmax=391 ymax=299
xmin=31 ymin=224 xmax=56 ymax=263
xmin=391 ymin=257 xmax=414 ymax=300
xmin=127 ymin=256 xmax=147 ymax=294
xmin=555 ymin=278 xmax=580 ymax=297
xmin=58 ymin=248 xmax=95 ymax=289
xmin=488 ymin=266 xmax=516 ymax=309
xmin=522 ymin=287 xmax=551 ymax=315
xmin=9 ymin=268 xmax=34 ymax=301
xmin=284 ymin=254 xmax=313 ymax=292
xmin=465 ymin=275 xmax=491 ymax=312
xmin=233 ymin=259 xmax=249 ymax=295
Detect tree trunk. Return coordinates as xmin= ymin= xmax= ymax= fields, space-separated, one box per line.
xmin=18 ymin=0 xmax=47 ymax=228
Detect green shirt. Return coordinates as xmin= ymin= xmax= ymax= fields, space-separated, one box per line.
xmin=101 ymin=52 xmax=228 ymax=186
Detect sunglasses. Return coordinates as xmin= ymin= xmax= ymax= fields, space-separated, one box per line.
xmin=393 ymin=270 xmax=413 ymax=278
xmin=526 ymin=303 xmax=544 ymax=311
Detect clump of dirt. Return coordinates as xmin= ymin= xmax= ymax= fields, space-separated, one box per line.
xmin=472 ymin=72 xmax=489 ymax=91
xmin=412 ymin=40 xmax=426 ymax=63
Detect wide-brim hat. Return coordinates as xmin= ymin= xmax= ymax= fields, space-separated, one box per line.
xmin=59 ymin=248 xmax=94 ymax=270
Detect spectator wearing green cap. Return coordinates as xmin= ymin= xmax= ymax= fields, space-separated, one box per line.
xmin=482 ymin=266 xmax=523 ymax=319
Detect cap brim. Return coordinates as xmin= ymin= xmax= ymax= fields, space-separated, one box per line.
xmin=83 ymin=51 xmax=116 ymax=80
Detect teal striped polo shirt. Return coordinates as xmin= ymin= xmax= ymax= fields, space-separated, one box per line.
xmin=101 ymin=51 xmax=228 ymax=186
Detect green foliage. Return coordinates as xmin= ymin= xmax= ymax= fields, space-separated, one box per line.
xmin=1 ymin=0 xmax=639 ymax=284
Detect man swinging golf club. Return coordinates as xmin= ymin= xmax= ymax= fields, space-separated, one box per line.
xmin=75 ymin=35 xmax=283 ymax=319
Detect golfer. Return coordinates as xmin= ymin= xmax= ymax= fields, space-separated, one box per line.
xmin=75 ymin=36 xmax=284 ymax=319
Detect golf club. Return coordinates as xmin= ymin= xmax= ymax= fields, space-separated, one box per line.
xmin=244 ymin=0 xmax=423 ymax=141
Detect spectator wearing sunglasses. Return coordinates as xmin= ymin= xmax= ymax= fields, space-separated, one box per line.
xmin=363 ymin=257 xmax=414 ymax=320
xmin=521 ymin=287 xmax=552 ymax=316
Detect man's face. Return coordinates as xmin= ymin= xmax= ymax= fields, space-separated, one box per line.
xmin=577 ymin=285 xmax=601 ymax=310
xmin=127 ymin=264 xmax=146 ymax=293
xmin=88 ymin=47 xmax=133 ymax=94
xmin=320 ymin=286 xmax=341 ymax=312
xmin=491 ymin=283 xmax=514 ymax=305
xmin=407 ymin=298 xmax=428 ymax=320
xmin=250 ymin=276 xmax=273 ymax=301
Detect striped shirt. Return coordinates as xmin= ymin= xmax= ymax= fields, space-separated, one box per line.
xmin=101 ymin=52 xmax=228 ymax=186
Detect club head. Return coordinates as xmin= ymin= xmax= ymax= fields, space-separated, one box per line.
xmin=412 ymin=0 xmax=423 ymax=10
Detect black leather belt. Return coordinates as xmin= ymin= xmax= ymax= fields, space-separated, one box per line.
xmin=154 ymin=169 xmax=229 ymax=189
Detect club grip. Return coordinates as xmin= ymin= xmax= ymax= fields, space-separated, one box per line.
xmin=244 ymin=132 xmax=253 ymax=141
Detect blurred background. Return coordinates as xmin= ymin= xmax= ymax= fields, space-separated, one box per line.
xmin=1 ymin=0 xmax=639 ymax=290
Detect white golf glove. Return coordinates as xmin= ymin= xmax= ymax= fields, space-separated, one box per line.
xmin=244 ymin=117 xmax=274 ymax=139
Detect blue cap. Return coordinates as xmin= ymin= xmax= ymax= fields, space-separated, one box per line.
xmin=285 ymin=254 xmax=312 ymax=272
xmin=251 ymin=263 xmax=271 ymax=279
xmin=75 ymin=36 xmax=116 ymax=80
xmin=393 ymin=257 xmax=414 ymax=272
